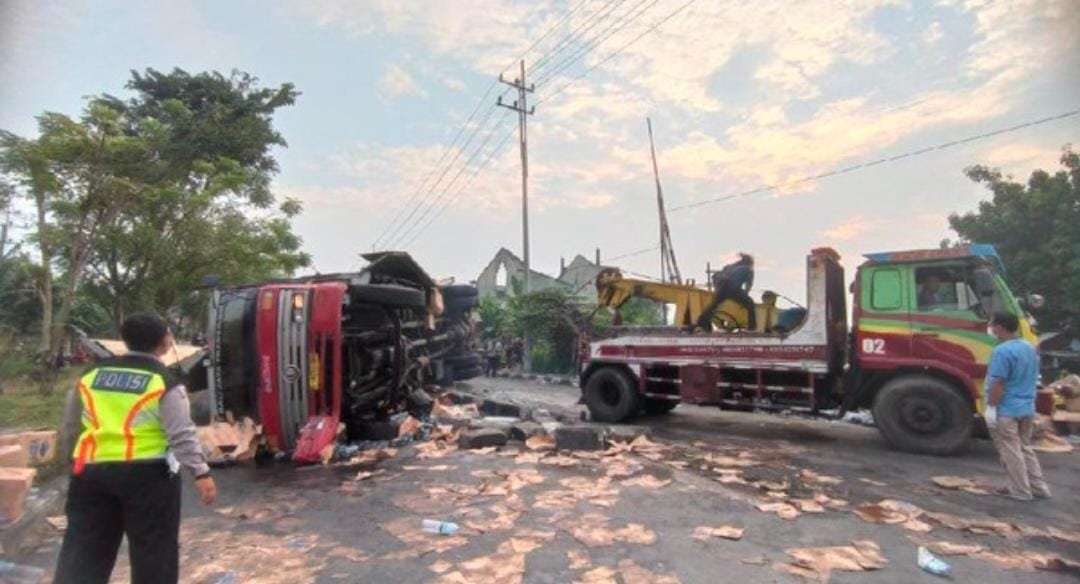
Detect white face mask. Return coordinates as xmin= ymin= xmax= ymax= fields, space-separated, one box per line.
xmin=986 ymin=326 xmax=995 ymax=337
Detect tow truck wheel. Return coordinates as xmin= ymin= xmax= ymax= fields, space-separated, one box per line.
xmin=872 ymin=375 xmax=972 ymax=456
xmin=584 ymin=367 xmax=640 ymax=423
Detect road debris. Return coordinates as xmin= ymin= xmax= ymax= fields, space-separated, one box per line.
xmin=617 ymin=559 xmax=681 ymax=584
xmin=567 ymin=549 xmax=592 ymax=570
xmin=931 ymin=475 xmax=990 ymax=495
xmin=853 ymin=499 xmax=931 ymax=532
xmin=692 ymin=525 xmax=744 ymax=541
xmin=434 ymin=529 xmax=554 ymax=584
xmin=525 ymin=434 xmax=556 ymax=451
xmin=565 ymin=512 xmax=657 ymax=547
xmin=755 ymin=501 xmax=801 ymax=521
xmin=619 ymin=475 xmax=671 ymax=489
xmin=776 ymin=540 xmax=887 ymax=582
xmin=858 ymin=477 xmax=887 ymax=487
xmin=576 ymin=565 xmax=618 ymax=584
xmin=917 ymin=545 xmax=952 ymax=577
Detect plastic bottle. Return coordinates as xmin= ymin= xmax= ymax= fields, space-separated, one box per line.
xmin=0 ymin=560 xmax=46 ymax=584
xmin=917 ymin=546 xmax=951 ymax=577
xmin=421 ymin=519 xmax=460 ymax=535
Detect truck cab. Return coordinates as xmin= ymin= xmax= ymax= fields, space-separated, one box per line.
xmin=850 ymin=245 xmax=1038 ymax=454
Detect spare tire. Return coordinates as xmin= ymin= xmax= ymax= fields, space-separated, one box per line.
xmin=442 ymin=285 xmax=478 ymax=300
xmin=350 ymin=284 xmax=426 ymax=309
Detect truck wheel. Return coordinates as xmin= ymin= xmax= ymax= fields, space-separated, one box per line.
xmin=872 ymin=376 xmax=972 ymax=456
xmin=442 ymin=285 xmax=479 ymax=314
xmin=584 ymin=367 xmax=640 ymax=423
xmin=350 ymin=284 xmax=426 ymax=309
xmin=643 ymin=398 xmax=678 ymax=415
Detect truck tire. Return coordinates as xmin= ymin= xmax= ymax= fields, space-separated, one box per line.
xmin=872 ymin=375 xmax=972 ymax=456
xmin=643 ymin=398 xmax=678 ymax=415
xmin=584 ymin=367 xmax=640 ymax=423
xmin=350 ymin=284 xmax=426 ymax=309
xmin=442 ymin=285 xmax=479 ymax=314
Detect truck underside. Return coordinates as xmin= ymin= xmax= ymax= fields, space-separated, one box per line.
xmin=207 ymin=252 xmax=480 ymax=456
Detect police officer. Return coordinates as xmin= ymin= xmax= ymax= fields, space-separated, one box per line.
xmin=54 ymin=313 xmax=217 ymax=584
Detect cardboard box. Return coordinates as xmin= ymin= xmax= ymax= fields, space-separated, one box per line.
xmin=0 ymin=429 xmax=58 ymax=466
xmin=0 ymin=444 xmax=29 ymax=468
xmin=0 ymin=466 xmax=36 ymax=525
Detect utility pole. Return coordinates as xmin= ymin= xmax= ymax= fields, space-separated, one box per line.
xmin=498 ymin=60 xmax=536 ymax=293
xmin=498 ymin=60 xmax=536 ymax=372
xmin=647 ymin=118 xmax=681 ymax=285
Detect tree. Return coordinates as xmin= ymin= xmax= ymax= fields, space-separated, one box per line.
xmin=948 ymin=147 xmax=1079 ymax=330
xmin=1 ymin=68 xmax=311 ymax=356
xmin=82 ymin=69 xmax=309 ymax=332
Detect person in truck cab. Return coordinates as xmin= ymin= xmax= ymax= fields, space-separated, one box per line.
xmin=698 ymin=253 xmax=757 ymax=331
xmin=985 ymin=311 xmax=1051 ymax=502
xmin=54 ymin=313 xmax=217 ymax=584
xmin=917 ymin=272 xmax=946 ymax=309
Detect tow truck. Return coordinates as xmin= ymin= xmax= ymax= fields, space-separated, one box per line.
xmin=581 ymin=245 xmax=1044 ymax=455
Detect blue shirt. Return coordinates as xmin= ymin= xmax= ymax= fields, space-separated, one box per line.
xmin=985 ymin=338 xmax=1039 ymax=418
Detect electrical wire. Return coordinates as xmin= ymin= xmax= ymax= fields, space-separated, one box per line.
xmin=668 ymin=107 xmax=1080 ymax=212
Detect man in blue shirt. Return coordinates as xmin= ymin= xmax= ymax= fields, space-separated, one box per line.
xmin=985 ymin=312 xmax=1050 ymax=501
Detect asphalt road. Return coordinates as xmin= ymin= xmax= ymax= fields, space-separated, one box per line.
xmin=15 ymin=376 xmax=1080 ymax=583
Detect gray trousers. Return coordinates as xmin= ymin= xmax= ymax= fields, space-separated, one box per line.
xmin=989 ymin=416 xmax=1050 ymax=499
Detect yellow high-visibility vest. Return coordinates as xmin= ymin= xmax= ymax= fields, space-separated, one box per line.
xmin=72 ymin=357 xmax=171 ymax=474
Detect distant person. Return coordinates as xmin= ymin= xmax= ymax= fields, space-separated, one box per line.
xmin=698 ymin=253 xmax=756 ymax=331
xmin=54 ymin=313 xmax=217 ymax=584
xmin=918 ymin=273 xmax=945 ymax=309
xmin=985 ymin=311 xmax=1050 ymax=501
xmin=484 ymin=338 xmax=503 ymax=377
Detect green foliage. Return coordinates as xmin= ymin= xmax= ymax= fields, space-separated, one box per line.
xmin=0 ymin=369 xmax=77 ymax=429
xmin=477 ymin=295 xmax=512 ymax=339
xmin=948 ymin=147 xmax=1080 ymax=330
xmin=0 ymin=68 xmax=311 ymax=341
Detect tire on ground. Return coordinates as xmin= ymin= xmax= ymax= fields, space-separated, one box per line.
xmin=584 ymin=367 xmax=641 ymax=423
xmin=872 ymin=375 xmax=972 ymax=456
xmin=350 ymin=284 xmax=426 ymax=309
xmin=642 ymin=398 xmax=678 ymax=415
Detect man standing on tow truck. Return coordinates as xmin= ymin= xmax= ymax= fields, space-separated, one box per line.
xmin=985 ymin=312 xmax=1051 ymax=502
xmin=54 ymin=313 xmax=217 ymax=584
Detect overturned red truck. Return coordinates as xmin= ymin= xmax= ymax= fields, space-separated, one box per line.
xmin=203 ymin=252 xmax=481 ymax=462
xmin=582 ymin=246 xmax=1048 ymax=455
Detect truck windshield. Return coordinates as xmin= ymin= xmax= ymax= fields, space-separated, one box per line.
xmin=914 ymin=265 xmax=1004 ymax=318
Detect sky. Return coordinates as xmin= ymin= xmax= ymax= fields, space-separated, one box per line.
xmin=2 ymin=0 xmax=1078 ymax=303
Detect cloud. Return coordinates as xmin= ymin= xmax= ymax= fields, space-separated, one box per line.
xmin=979 ymin=143 xmax=1065 ymax=175
xmin=379 ymin=64 xmax=428 ymax=99
xmin=820 ymin=216 xmax=881 ymax=242
xmin=922 ymin=21 xmax=944 ymax=45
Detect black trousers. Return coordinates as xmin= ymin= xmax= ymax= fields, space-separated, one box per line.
xmin=54 ymin=461 xmax=181 ymax=584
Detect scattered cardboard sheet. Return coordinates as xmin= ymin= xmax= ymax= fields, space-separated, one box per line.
xmin=755 ymin=501 xmax=801 ymax=521
xmin=776 ymin=540 xmax=887 ymax=582
xmin=617 ymin=559 xmax=681 ymax=584
xmin=619 ymin=475 xmax=671 ymax=489
xmin=692 ymin=525 xmax=744 ymax=541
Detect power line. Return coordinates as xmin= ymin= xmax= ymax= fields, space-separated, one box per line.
xmin=597 ymin=106 xmax=1080 ymax=265
xmin=389 ymin=110 xmax=515 ymax=248
xmin=536 ymin=0 xmax=700 ymax=107
xmin=532 ymin=0 xmax=629 ymax=74
xmin=373 ymin=0 xmax=593 ymax=250
xmin=402 ymin=124 xmax=519 ymax=248
xmin=377 ymin=103 xmax=505 ymax=249
xmin=533 ymin=0 xmax=663 ymax=88
xmin=668 ymin=106 xmax=1080 ymax=212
